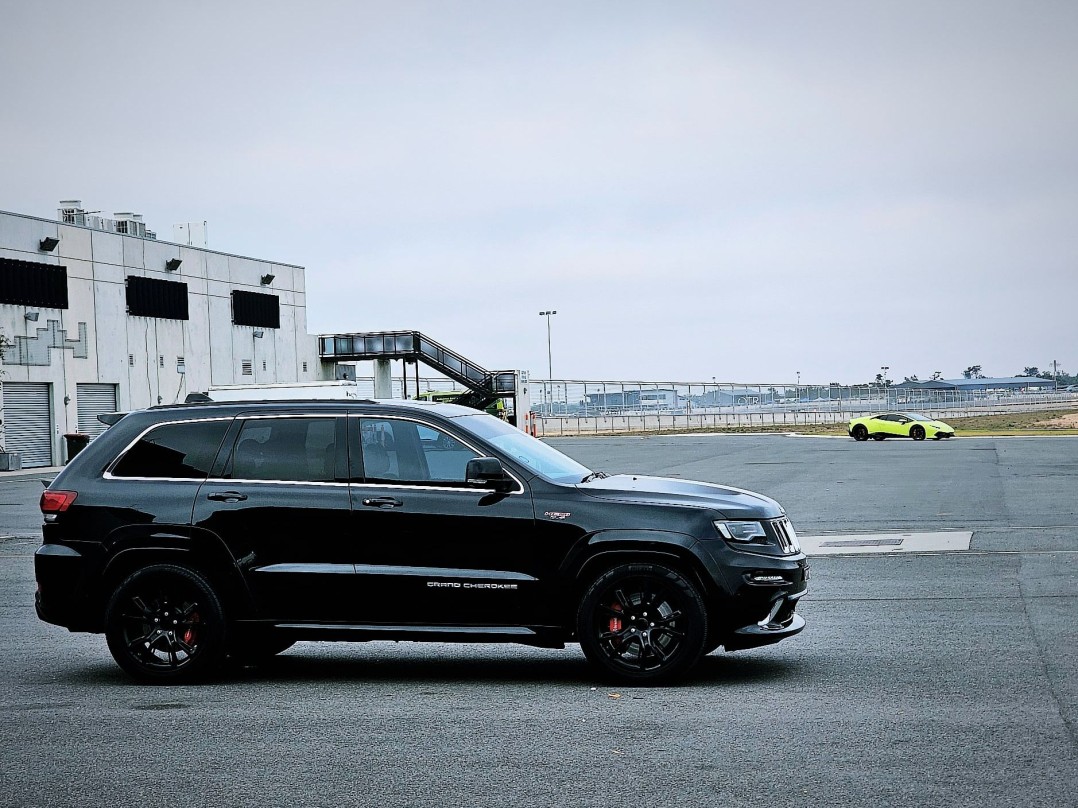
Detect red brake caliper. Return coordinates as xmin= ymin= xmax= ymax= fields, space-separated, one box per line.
xmin=608 ymin=603 xmax=623 ymax=632
xmin=183 ymin=612 xmax=200 ymax=645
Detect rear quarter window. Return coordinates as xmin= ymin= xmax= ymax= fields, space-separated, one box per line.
xmin=110 ymin=420 xmax=231 ymax=479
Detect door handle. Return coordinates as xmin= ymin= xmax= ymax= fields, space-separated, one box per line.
xmin=362 ymin=497 xmax=403 ymax=509
xmin=207 ymin=491 xmax=248 ymax=503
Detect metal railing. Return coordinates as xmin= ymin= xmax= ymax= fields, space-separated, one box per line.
xmin=529 ymin=379 xmax=1078 ymax=436
xmin=318 ymin=330 xmax=515 ymax=409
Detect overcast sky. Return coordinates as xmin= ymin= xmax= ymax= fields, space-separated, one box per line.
xmin=2 ymin=1 xmax=1075 ymax=384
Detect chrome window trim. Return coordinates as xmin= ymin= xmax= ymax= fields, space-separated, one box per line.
xmin=349 ymin=413 xmax=525 ymax=495
xmin=104 ymin=413 xmax=343 ymax=484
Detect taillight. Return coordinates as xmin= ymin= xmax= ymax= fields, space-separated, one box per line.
xmin=40 ymin=490 xmax=78 ymax=514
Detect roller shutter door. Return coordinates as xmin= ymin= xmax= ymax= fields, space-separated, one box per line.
xmin=76 ymin=384 xmax=118 ymax=438
xmin=2 ymin=382 xmax=53 ymax=467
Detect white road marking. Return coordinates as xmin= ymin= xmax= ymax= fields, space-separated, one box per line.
xmin=799 ymin=531 xmax=973 ymax=556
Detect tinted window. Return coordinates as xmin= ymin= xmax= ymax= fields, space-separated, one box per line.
xmin=415 ymin=424 xmax=478 ymax=482
xmin=112 ymin=420 xmax=230 ymax=479
xmin=228 ymin=417 xmax=337 ymax=482
xmin=354 ymin=418 xmax=478 ymax=485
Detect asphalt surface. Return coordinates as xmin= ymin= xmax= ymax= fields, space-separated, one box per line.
xmin=1 ymin=435 xmax=1076 ymax=807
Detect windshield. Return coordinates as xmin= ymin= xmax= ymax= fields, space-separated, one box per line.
xmin=454 ymin=413 xmax=591 ymax=483
xmin=901 ymin=413 xmax=933 ymax=422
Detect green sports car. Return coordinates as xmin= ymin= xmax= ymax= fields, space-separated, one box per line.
xmin=848 ymin=412 xmax=955 ymax=441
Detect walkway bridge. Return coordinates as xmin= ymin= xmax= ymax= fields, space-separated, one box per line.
xmin=318 ymin=330 xmax=516 ymax=411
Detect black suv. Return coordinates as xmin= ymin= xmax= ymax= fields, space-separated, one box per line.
xmin=36 ymin=399 xmax=807 ymax=684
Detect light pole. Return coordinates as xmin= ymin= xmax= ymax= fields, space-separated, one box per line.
xmin=881 ymin=366 xmax=889 ymax=405
xmin=539 ymin=310 xmax=557 ymax=415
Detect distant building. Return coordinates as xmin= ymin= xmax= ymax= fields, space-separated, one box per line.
xmin=0 ymin=204 xmax=323 ymax=467
xmin=894 ymin=377 xmax=1058 ymax=393
xmin=586 ymin=388 xmax=680 ymax=411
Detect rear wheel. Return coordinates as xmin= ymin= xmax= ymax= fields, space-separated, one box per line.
xmin=910 ymin=425 xmax=926 ymax=441
xmin=851 ymin=425 xmax=868 ymax=441
xmin=105 ymin=564 xmax=227 ymax=683
xmin=576 ymin=563 xmax=708 ymax=685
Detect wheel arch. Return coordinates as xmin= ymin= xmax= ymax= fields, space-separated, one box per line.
xmin=561 ymin=531 xmax=719 ymax=623
xmin=94 ymin=527 xmax=254 ymax=631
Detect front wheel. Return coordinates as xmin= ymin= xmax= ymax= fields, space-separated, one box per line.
xmin=910 ymin=425 xmax=926 ymax=441
xmin=105 ymin=564 xmax=227 ymax=683
xmin=576 ymin=563 xmax=708 ymax=685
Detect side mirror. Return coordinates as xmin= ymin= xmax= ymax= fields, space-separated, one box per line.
xmin=466 ymin=457 xmax=512 ymax=492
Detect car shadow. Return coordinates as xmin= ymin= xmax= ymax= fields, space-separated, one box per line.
xmin=43 ymin=646 xmax=805 ymax=689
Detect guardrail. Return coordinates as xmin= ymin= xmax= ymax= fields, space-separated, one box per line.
xmin=530 ymin=382 xmax=1078 ymax=436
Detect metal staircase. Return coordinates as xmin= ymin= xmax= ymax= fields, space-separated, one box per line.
xmin=318 ymin=330 xmax=516 ymax=411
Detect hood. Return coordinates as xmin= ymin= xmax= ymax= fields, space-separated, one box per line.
xmin=578 ymin=474 xmax=784 ymax=519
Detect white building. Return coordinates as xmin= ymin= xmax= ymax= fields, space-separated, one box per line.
xmin=0 ymin=204 xmax=324 ymax=467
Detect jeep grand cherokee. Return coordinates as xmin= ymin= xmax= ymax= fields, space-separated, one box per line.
xmin=35 ymin=399 xmax=807 ymax=684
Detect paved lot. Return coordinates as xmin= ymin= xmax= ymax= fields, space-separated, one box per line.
xmin=1 ymin=435 xmax=1076 ymax=807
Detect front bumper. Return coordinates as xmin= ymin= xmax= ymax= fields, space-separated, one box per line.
xmin=724 ymin=591 xmax=806 ymax=650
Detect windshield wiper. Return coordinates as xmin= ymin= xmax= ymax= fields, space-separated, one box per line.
xmin=580 ymin=471 xmax=609 ymax=483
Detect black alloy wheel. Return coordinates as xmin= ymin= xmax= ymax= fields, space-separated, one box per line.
xmin=576 ymin=563 xmax=707 ymax=684
xmin=910 ymin=425 xmax=926 ymax=441
xmin=852 ymin=424 xmax=869 ymax=441
xmin=105 ymin=564 xmax=227 ymax=683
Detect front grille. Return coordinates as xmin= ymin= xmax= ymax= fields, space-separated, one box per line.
xmin=771 ymin=518 xmax=801 ymax=555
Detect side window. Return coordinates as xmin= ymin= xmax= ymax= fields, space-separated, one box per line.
xmin=111 ymin=420 xmax=230 ymax=479
xmin=354 ymin=419 xmax=478 ymax=485
xmin=229 ymin=417 xmax=337 ymax=482
xmin=415 ymin=424 xmax=479 ymax=482
xmin=355 ymin=419 xmax=404 ymax=482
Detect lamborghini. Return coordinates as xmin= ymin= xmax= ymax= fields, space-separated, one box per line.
xmin=848 ymin=412 xmax=955 ymax=441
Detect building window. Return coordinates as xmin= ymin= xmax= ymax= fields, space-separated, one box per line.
xmin=262 ymin=360 xmax=267 ymax=371
xmin=302 ymin=362 xmax=308 ymax=372
xmin=242 ymin=360 xmax=253 ymax=376
xmin=177 ymin=357 xmax=185 ymax=373
xmin=128 ymin=354 xmax=135 ymax=367
xmin=231 ymin=290 xmax=280 ymax=329
xmin=125 ymin=276 xmax=189 ymax=320
xmin=0 ymin=258 xmax=69 ymax=308
xmin=159 ymin=355 xmax=165 ymax=368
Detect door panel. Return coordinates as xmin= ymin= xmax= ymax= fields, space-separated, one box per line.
xmin=192 ymin=415 xmax=357 ymax=622
xmin=347 ymin=416 xmax=538 ymax=626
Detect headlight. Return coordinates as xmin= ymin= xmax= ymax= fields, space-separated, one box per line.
xmin=713 ymin=520 xmax=767 ymax=542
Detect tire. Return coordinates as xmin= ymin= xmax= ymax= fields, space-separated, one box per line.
xmin=910 ymin=425 xmax=926 ymax=441
xmin=576 ymin=563 xmax=708 ymax=685
xmin=872 ymin=435 xmax=886 ymax=441
xmin=105 ymin=563 xmax=227 ymax=683
xmin=851 ymin=425 xmax=868 ymax=441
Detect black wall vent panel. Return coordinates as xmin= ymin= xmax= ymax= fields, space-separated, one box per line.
xmin=0 ymin=258 xmax=69 ymax=308
xmin=232 ymin=290 xmax=280 ymax=328
xmin=126 ymin=276 xmax=190 ymax=320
